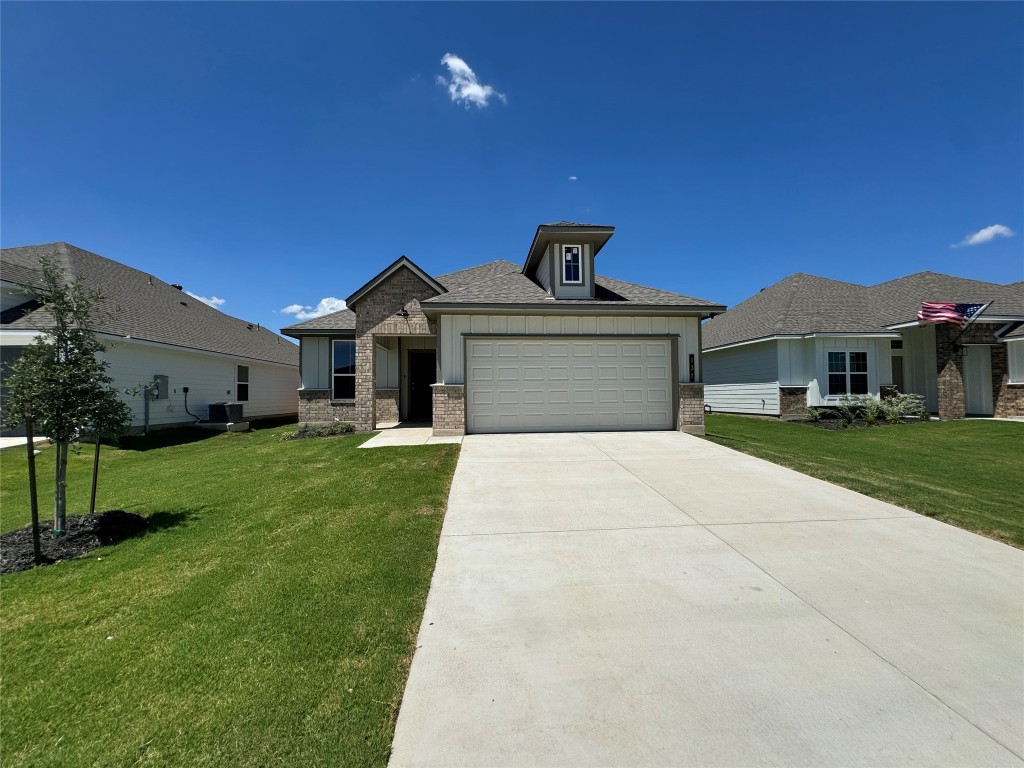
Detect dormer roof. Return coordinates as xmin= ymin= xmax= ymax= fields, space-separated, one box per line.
xmin=522 ymin=222 xmax=615 ymax=278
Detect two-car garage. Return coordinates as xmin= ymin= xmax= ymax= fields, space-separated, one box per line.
xmin=464 ymin=336 xmax=675 ymax=434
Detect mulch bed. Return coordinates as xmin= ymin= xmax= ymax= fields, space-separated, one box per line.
xmin=1 ymin=510 xmax=147 ymax=575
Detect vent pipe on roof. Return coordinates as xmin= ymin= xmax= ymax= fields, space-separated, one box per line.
xmin=171 ymin=284 xmax=183 ymax=290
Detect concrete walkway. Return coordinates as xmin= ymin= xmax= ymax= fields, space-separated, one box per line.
xmin=0 ymin=436 xmax=49 ymax=451
xmin=390 ymin=431 xmax=1024 ymax=767
xmin=360 ymin=423 xmax=462 ymax=449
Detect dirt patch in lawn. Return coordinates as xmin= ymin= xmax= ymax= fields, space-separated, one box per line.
xmin=1 ymin=510 xmax=147 ymax=575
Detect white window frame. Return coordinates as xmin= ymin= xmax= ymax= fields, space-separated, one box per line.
xmin=562 ymin=245 xmax=583 ymax=285
xmin=1008 ymin=341 xmax=1024 ymax=385
xmin=332 ymin=339 xmax=356 ymax=401
xmin=825 ymin=349 xmax=870 ymax=397
xmin=236 ymin=365 xmax=249 ymax=402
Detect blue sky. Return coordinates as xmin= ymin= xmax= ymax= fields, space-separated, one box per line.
xmin=2 ymin=2 xmax=1022 ymax=334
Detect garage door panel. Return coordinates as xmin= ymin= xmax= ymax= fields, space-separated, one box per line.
xmin=465 ymin=336 xmax=675 ymax=434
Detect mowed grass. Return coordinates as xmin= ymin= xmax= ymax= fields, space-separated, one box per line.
xmin=0 ymin=424 xmax=459 ymax=767
xmin=702 ymin=415 xmax=1024 ymax=547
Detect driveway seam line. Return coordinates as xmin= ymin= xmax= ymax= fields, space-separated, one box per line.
xmin=579 ymin=433 xmax=1024 ymax=761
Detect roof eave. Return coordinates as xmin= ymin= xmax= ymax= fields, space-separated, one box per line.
xmin=280 ymin=328 xmax=355 ymax=339
xmin=421 ymin=302 xmax=725 ymax=316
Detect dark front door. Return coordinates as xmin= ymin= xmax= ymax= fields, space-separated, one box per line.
xmin=408 ymin=351 xmax=436 ymax=422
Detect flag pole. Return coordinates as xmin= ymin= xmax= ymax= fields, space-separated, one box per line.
xmin=950 ymin=301 xmax=992 ymax=349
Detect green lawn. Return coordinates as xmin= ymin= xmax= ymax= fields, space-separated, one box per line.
xmin=0 ymin=425 xmax=459 ymax=767
xmin=701 ymin=415 xmax=1024 ymax=547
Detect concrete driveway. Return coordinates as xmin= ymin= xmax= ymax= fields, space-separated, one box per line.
xmin=390 ymin=432 xmax=1024 ymax=767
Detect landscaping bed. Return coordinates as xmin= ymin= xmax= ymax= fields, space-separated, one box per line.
xmin=0 ymin=510 xmax=146 ymax=575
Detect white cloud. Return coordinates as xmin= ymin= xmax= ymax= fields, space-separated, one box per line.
xmin=569 ymin=176 xmax=578 ymax=181
xmin=954 ymin=224 xmax=1015 ymax=247
xmin=280 ymin=297 xmax=347 ymax=320
xmin=435 ymin=53 xmax=506 ymax=109
xmin=185 ymin=291 xmax=225 ymax=308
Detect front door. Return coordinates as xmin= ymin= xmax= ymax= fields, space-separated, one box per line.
xmin=964 ymin=345 xmax=993 ymax=416
xmin=408 ymin=351 xmax=436 ymax=422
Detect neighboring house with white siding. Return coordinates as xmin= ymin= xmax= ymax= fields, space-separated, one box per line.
xmin=282 ymin=222 xmax=725 ymax=436
xmin=1 ymin=242 xmax=298 ymax=434
xmin=702 ymin=272 xmax=1024 ymax=420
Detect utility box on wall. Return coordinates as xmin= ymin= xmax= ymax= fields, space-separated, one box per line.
xmin=152 ymin=375 xmax=169 ymax=399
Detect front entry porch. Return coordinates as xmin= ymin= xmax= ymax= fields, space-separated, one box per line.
xmin=372 ymin=335 xmax=437 ymax=429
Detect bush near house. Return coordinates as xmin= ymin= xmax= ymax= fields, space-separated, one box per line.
xmin=0 ymin=425 xmax=458 ymax=767
xmin=702 ymin=414 xmax=1023 ymax=548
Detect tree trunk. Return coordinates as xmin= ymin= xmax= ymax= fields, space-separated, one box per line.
xmin=23 ymin=410 xmax=42 ymax=565
xmin=89 ymin=438 xmax=101 ymax=515
xmin=54 ymin=441 xmax=68 ymax=535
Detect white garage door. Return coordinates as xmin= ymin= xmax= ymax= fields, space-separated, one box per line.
xmin=465 ymin=336 xmax=675 ymax=434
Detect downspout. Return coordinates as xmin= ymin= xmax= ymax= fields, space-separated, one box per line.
xmin=143 ymin=384 xmax=151 ymax=435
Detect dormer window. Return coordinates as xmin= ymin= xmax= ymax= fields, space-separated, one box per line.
xmin=562 ymin=245 xmax=582 ymax=284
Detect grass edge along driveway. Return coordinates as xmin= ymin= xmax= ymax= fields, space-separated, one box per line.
xmin=0 ymin=425 xmax=458 ymax=767
xmin=700 ymin=414 xmax=1023 ymax=548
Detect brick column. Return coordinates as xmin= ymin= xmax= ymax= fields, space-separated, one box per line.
xmin=779 ymin=386 xmax=808 ymax=420
xmin=432 ymin=384 xmax=465 ymax=436
xmin=355 ymin=334 xmax=376 ymax=431
xmin=677 ymin=383 xmax=705 ymax=435
xmin=935 ymin=324 xmax=965 ymax=420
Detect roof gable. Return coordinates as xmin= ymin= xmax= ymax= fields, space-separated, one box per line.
xmin=345 ymin=256 xmax=446 ymax=307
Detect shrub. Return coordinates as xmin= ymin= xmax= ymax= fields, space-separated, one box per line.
xmin=802 ymin=405 xmax=824 ymax=422
xmin=289 ymin=422 xmax=356 ymax=440
xmin=878 ymin=392 xmax=929 ymax=424
xmin=862 ymin=397 xmax=884 ymax=425
xmin=836 ymin=395 xmax=868 ymax=425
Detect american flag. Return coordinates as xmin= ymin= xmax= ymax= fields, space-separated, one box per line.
xmin=917 ymin=302 xmax=988 ymax=327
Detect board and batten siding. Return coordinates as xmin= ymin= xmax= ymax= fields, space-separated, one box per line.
xmin=99 ymin=339 xmax=298 ymax=428
xmin=808 ymin=336 xmax=893 ymax=406
xmin=898 ymin=325 xmax=938 ymax=412
xmin=437 ymin=313 xmax=700 ymax=385
xmin=703 ymin=340 xmax=780 ymax=415
xmin=300 ymin=336 xmax=331 ymax=390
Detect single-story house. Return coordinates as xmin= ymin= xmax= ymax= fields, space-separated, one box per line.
xmin=1 ymin=242 xmax=299 ymax=434
xmin=702 ymin=271 xmax=1024 ymax=419
xmin=281 ymin=222 xmax=725 ymax=436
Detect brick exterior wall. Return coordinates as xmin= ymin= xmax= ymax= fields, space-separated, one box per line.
xmin=779 ymin=386 xmax=808 ymax=420
xmin=935 ymin=324 xmax=1020 ymax=419
xmin=993 ymin=345 xmax=1024 ymax=418
xmin=677 ymin=383 xmax=705 ymax=435
xmin=431 ymin=384 xmax=465 ymax=436
xmin=375 ymin=389 xmax=399 ymax=423
xmin=352 ymin=266 xmax=439 ymax=431
xmin=297 ymin=389 xmax=356 ymax=424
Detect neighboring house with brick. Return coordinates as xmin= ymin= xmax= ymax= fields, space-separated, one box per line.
xmin=1 ymin=242 xmax=299 ymax=434
xmin=702 ymin=271 xmax=1024 ymax=420
xmin=281 ymin=222 xmax=725 ymax=436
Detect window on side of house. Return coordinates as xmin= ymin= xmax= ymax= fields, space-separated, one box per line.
xmin=333 ymin=339 xmax=356 ymax=400
xmin=562 ymin=245 xmax=582 ymax=284
xmin=236 ymin=365 xmax=249 ymax=401
xmin=1008 ymin=342 xmax=1024 ymax=384
xmin=827 ymin=350 xmax=869 ymax=395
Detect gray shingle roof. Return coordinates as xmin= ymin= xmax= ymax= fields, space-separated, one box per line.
xmin=281 ymin=257 xmax=723 ymax=333
xmin=703 ymin=270 xmax=1024 ymax=350
xmin=280 ymin=307 xmax=356 ymax=333
xmin=422 ymin=260 xmax=722 ymax=308
xmin=1 ymin=243 xmax=298 ymax=366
